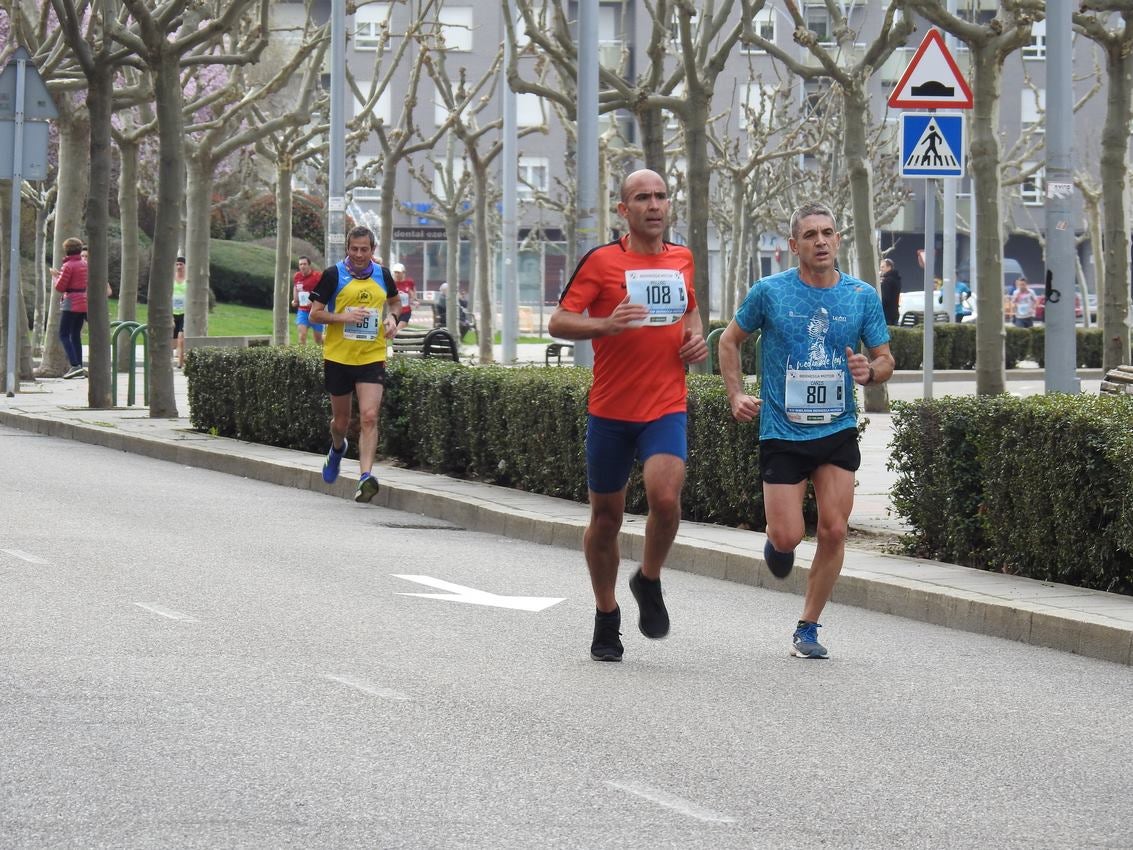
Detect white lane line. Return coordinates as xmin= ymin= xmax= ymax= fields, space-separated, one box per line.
xmin=323 ymin=673 xmax=411 ymax=701
xmin=133 ymin=602 xmax=199 ymax=622
xmin=1 ymin=549 xmax=49 ymax=565
xmin=604 ymin=781 xmax=737 ymax=824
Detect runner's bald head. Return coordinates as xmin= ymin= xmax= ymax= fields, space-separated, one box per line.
xmin=620 ymin=169 xmax=666 ymax=203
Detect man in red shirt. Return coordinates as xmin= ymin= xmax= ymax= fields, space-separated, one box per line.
xmin=548 ymin=168 xmax=708 ymax=662
xmin=390 ymin=262 xmax=416 ymax=308
xmin=292 ymin=255 xmax=324 ymax=345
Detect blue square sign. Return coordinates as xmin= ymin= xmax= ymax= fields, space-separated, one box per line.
xmin=900 ymin=113 xmax=965 ymax=178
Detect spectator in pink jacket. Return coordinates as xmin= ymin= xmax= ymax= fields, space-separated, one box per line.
xmin=53 ymin=237 xmax=88 ymax=379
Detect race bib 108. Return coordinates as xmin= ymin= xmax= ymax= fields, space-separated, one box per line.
xmin=625 ymin=269 xmax=687 ymax=326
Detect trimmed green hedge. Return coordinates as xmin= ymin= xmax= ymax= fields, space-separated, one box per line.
xmin=886 ymin=323 xmax=1104 ymax=370
xmin=185 ymin=347 xmax=813 ymax=530
xmin=890 ymin=394 xmax=1133 ymax=594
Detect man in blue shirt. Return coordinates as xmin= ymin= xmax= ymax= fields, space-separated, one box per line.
xmin=717 ymin=203 xmax=895 ymax=659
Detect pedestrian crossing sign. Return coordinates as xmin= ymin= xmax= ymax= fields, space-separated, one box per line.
xmin=900 ymin=113 xmax=965 ymax=178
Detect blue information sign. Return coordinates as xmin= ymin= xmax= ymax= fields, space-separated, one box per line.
xmin=900 ymin=113 xmax=965 ymax=179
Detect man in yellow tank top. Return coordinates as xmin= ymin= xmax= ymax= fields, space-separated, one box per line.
xmin=309 ymin=226 xmax=411 ymax=502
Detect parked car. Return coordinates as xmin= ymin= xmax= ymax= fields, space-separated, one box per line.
xmin=898 ymin=286 xmax=976 ymax=324
xmin=1033 ymin=292 xmax=1082 ymax=322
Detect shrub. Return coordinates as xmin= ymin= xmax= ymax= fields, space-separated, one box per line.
xmin=244 ymin=192 xmax=326 ymax=247
xmin=208 ymin=239 xmax=277 ymax=308
xmin=890 ymin=394 xmax=1133 ymax=593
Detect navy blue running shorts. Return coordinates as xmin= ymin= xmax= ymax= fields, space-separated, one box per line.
xmin=586 ymin=411 xmax=687 ymax=494
xmin=324 ymin=360 xmax=386 ymax=397
xmin=759 ymin=427 xmax=860 ymax=485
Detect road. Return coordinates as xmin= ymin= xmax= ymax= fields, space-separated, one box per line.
xmin=2 ymin=427 xmax=1131 ymax=849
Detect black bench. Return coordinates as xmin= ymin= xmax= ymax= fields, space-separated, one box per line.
xmin=389 ymin=328 xmax=459 ymax=362
xmin=545 ymin=340 xmax=574 ymax=365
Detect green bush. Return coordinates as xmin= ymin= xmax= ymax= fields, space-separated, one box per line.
xmin=208 ymin=239 xmax=277 ymax=308
xmin=706 ymin=320 xmax=761 ymax=375
xmin=886 ymin=323 xmax=1102 ymax=370
xmin=244 ymin=192 xmax=326 ymax=247
xmin=890 ymin=394 xmax=1133 ymax=594
xmin=186 ymin=348 xmax=816 ymax=531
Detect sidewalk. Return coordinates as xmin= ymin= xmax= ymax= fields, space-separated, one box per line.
xmin=2 ymin=359 xmax=1128 ymax=666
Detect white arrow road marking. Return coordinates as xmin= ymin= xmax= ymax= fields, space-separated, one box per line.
xmin=605 ymin=781 xmax=738 ymax=824
xmin=133 ymin=603 xmax=199 ymax=622
xmin=323 ymin=674 xmax=411 ymax=701
xmin=392 ymin=574 xmax=565 ymax=612
xmin=1 ymin=549 xmax=49 ymax=564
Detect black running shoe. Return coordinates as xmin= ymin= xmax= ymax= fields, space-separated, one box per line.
xmin=763 ymin=539 xmax=795 ymax=579
xmin=590 ymin=607 xmax=624 ymax=662
xmin=629 ymin=568 xmax=670 ymax=638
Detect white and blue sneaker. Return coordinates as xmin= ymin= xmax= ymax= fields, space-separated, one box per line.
xmin=322 ymin=438 xmax=348 ymax=484
xmin=791 ymin=621 xmax=829 ymax=659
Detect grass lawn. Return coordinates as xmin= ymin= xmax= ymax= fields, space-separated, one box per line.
xmin=92 ymin=301 xmax=550 ymax=345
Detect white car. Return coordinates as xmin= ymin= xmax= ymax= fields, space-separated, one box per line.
xmin=898 ymin=287 xmax=976 ymax=324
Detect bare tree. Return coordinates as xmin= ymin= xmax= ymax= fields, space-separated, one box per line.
xmin=112 ymin=0 xmax=269 ymax=417
xmin=1076 ymin=2 xmax=1133 ymax=371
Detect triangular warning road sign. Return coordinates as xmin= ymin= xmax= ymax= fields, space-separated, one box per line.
xmin=888 ymin=29 xmax=973 ymax=110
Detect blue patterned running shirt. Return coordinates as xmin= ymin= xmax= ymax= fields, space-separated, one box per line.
xmin=733 ymin=268 xmax=889 ymax=441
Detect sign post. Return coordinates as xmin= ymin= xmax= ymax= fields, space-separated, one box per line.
xmin=1 ymin=48 xmax=58 ymax=397
xmin=889 ymin=29 xmax=972 ymax=401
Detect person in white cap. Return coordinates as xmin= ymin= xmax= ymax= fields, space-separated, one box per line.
xmin=390 ymin=262 xmax=416 ymax=309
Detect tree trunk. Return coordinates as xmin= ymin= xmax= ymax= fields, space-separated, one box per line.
xmin=0 ymin=182 xmax=9 ymax=392
xmin=969 ymin=45 xmax=1006 ymax=396
xmin=273 ymin=160 xmax=294 ymax=346
xmin=474 ymin=166 xmax=494 ymax=364
xmin=445 ymin=213 xmax=461 ymax=344
xmin=32 ymin=196 xmax=48 ymax=357
xmin=146 ymin=48 xmax=186 ymax=418
xmin=637 ymin=105 xmax=666 ymax=175
xmin=683 ymin=91 xmax=711 ymax=371
xmin=85 ymin=61 xmax=113 ymax=409
xmin=184 ymin=152 xmax=212 ymax=338
xmin=723 ymin=175 xmax=744 ymax=320
xmin=116 ymin=138 xmax=140 ymax=371
xmin=1099 ymin=40 xmax=1133 ymax=372
xmin=843 ymin=81 xmax=888 ymax=413
xmin=41 ymin=111 xmax=90 ymax=377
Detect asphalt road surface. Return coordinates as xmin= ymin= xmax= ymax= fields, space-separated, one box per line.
xmin=2 ymin=426 xmax=1131 ymax=849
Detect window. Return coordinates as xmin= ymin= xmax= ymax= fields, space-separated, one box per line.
xmin=354 ymin=3 xmax=391 ymax=51
xmin=517 ymin=156 xmax=549 ymax=200
xmin=804 ymin=79 xmax=832 ymax=120
xmin=354 ymin=82 xmax=391 ymax=124
xmin=743 ymin=8 xmax=776 ymax=52
xmin=1023 ymin=20 xmax=1046 ymax=60
xmin=739 ymin=83 xmax=778 ymax=129
xmin=804 ymin=4 xmax=833 ymax=45
xmin=1020 ymin=164 xmax=1044 ymax=205
xmin=438 ymin=6 xmax=474 ymax=52
xmin=1021 ymin=88 xmax=1045 ymax=134
xmin=517 ymin=92 xmax=545 ymax=128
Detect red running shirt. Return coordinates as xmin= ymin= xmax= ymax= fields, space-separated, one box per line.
xmin=559 ymin=237 xmax=696 ymax=422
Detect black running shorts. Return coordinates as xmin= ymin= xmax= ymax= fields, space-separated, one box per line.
xmin=759 ymin=427 xmax=860 ymax=485
xmin=324 ymin=359 xmax=386 ymax=396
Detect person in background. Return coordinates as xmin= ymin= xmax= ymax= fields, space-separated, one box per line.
xmin=53 ymin=237 xmax=89 ymax=379
xmin=292 ymin=255 xmax=324 ymax=345
xmin=954 ymin=278 xmax=972 ymax=322
xmin=1011 ymin=277 xmax=1037 ymax=328
xmin=390 ymin=262 xmax=417 ymax=309
xmin=879 ymin=258 xmax=901 ymax=326
xmin=172 ymin=256 xmax=188 ymax=368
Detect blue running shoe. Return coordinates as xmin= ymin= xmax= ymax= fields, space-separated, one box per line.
xmin=791 ymin=620 xmax=828 ymax=659
xmin=322 ymin=438 xmax=348 ymax=484
xmin=354 ymin=472 xmax=380 ymax=503
xmin=764 ymin=539 xmax=795 ymax=579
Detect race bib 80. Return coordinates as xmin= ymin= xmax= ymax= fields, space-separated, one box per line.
xmin=785 ymin=369 xmax=845 ymax=424
xmin=625 ymin=269 xmax=687 ymax=326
